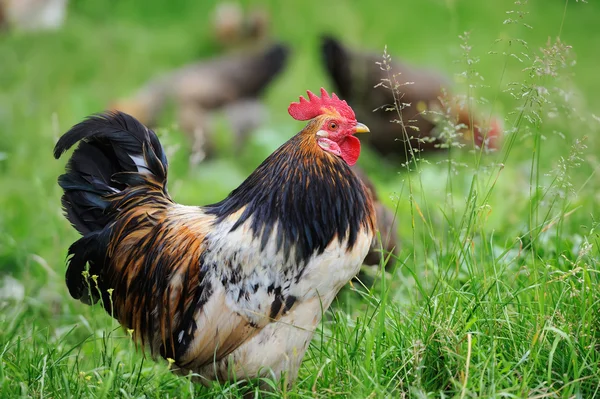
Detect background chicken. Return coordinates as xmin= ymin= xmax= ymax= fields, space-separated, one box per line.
xmin=0 ymin=3 xmax=5 ymax=31
xmin=0 ymin=0 xmax=67 ymax=32
xmin=321 ymin=36 xmax=502 ymax=163
xmin=352 ymin=165 xmax=399 ymax=267
xmin=111 ymin=43 xmax=289 ymax=163
xmin=176 ymin=98 xmax=268 ymax=164
xmin=54 ymin=89 xmax=375 ymax=387
xmin=211 ymin=1 xmax=269 ymax=49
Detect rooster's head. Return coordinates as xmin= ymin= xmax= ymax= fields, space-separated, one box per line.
xmin=288 ymin=87 xmax=369 ymax=166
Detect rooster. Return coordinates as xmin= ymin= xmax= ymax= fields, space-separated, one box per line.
xmin=54 ymin=88 xmax=375 ymax=387
xmin=321 ymin=36 xmax=502 ymax=162
xmin=111 ymin=43 xmax=289 ymax=163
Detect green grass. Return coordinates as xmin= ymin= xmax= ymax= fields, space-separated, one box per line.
xmin=1 ymin=0 xmax=600 ymax=397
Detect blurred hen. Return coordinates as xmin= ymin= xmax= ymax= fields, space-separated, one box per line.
xmin=352 ymin=166 xmax=399 ymax=267
xmin=211 ymin=1 xmax=269 ymax=49
xmin=111 ymin=43 xmax=289 ymax=163
xmin=0 ymin=0 xmax=67 ymax=32
xmin=54 ymin=88 xmax=375 ymax=387
xmin=321 ymin=36 xmax=502 ymax=162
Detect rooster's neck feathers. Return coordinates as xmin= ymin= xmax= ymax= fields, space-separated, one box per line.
xmin=206 ymin=125 xmax=374 ymax=268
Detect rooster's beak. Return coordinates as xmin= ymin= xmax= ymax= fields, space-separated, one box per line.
xmin=354 ymin=122 xmax=370 ymax=134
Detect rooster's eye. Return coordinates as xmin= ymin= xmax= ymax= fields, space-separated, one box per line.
xmin=329 ymin=122 xmax=338 ymax=130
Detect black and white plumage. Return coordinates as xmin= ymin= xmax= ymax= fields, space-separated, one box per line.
xmin=54 ymin=96 xmax=375 ymax=387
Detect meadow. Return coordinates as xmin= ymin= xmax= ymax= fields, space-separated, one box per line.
xmin=1 ymin=0 xmax=600 ymax=397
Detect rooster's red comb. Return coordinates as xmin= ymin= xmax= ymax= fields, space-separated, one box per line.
xmin=288 ymin=88 xmax=356 ymax=122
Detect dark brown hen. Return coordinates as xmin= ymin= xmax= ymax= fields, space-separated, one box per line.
xmin=321 ymin=36 xmax=502 ymax=162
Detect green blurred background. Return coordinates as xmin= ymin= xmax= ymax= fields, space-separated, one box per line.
xmin=1 ymin=0 xmax=600 ymax=396
xmin=0 ymin=0 xmax=599 ymax=328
